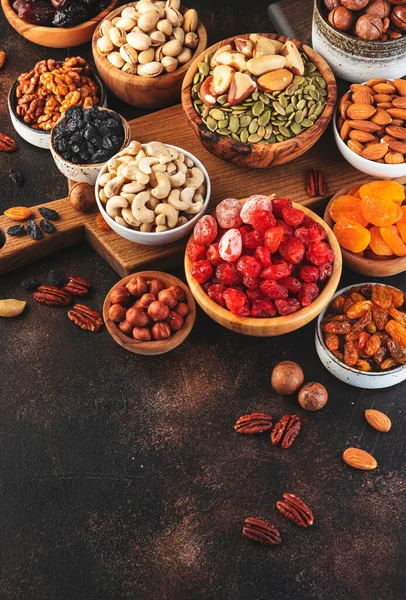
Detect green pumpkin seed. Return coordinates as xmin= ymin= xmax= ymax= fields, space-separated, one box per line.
xmin=210 ymin=108 xmax=224 ymax=120
xmin=291 ymin=96 xmax=298 ymax=109
xmin=194 ymin=99 xmax=203 ymax=105
xmin=217 ymin=94 xmax=228 ymax=105
xmin=248 ymin=133 xmax=261 ymax=143
xmin=276 ymin=133 xmax=285 ymax=142
xmin=308 ymin=104 xmax=316 ymax=117
xmin=231 ymin=133 xmax=240 ymax=142
xmin=217 ymin=128 xmax=231 ymax=135
xmin=258 ymin=110 xmax=271 ymax=126
xmin=193 ymin=72 xmax=201 ymax=84
xmin=198 ymin=62 xmax=210 ymax=76
xmin=293 ymin=76 xmax=305 ymax=86
xmin=264 ymin=124 xmax=273 ymax=139
xmin=278 ymin=95 xmax=288 ymax=108
xmin=269 ymin=133 xmax=276 ymax=143
xmin=287 ymin=112 xmax=295 ymax=123
xmin=285 ymin=104 xmax=294 ymax=115
xmin=239 ymin=115 xmax=252 ymax=127
xmin=191 ymin=89 xmax=199 ymax=100
xmin=252 ymin=101 xmax=265 ymax=117
xmin=290 ymin=121 xmax=302 ymax=135
xmin=206 ymin=116 xmax=218 ymax=131
xmin=229 ymin=114 xmax=239 ymax=133
xmin=272 ymin=101 xmax=286 ymax=116
xmin=248 ymin=119 xmax=259 ymax=134
xmin=302 ymin=118 xmax=313 ymax=128
xmin=252 ymin=90 xmax=259 ymax=101
xmin=279 ymin=125 xmax=291 ymax=138
xmin=218 ymin=118 xmax=229 ymax=129
xmin=316 ymin=76 xmax=327 ymax=88
xmin=296 ymin=99 xmax=306 ymax=110
xmin=314 ymin=104 xmax=325 ymax=117
xmin=305 ymin=62 xmax=316 ymax=73
xmin=308 ymin=114 xmax=317 ymax=122
xmin=257 ymin=125 xmax=265 ymax=139
xmin=205 ymin=52 xmax=213 ymax=64
xmin=240 ymin=129 xmax=249 ymax=143
xmin=202 ymin=106 xmax=210 ymax=119
xmin=285 ymin=83 xmax=298 ymax=96
xmin=295 ymin=110 xmax=304 ymax=123
xmin=318 ymin=87 xmax=327 ymax=97
xmin=259 ymin=93 xmax=270 ymax=104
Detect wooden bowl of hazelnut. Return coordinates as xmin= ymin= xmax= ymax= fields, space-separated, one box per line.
xmin=103 ymin=270 xmax=196 ymax=355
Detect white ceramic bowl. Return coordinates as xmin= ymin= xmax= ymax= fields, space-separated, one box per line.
xmin=333 ymin=108 xmax=406 ymax=180
xmin=316 ymin=283 xmax=406 ymax=389
xmin=8 ymin=70 xmax=107 ymax=150
xmin=95 ymin=143 xmax=211 ymax=246
xmin=50 ymin=108 xmax=131 ymax=185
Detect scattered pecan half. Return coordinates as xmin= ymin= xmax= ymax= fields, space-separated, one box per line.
xmin=276 ymin=493 xmax=314 ymax=528
xmin=234 ymin=412 xmax=273 ymax=434
xmin=0 ymin=133 xmax=17 ymax=152
xmin=33 ymin=285 xmax=71 ymax=307
xmin=306 ymin=169 xmax=327 ymax=197
xmin=242 ymin=518 xmax=281 ymax=545
xmin=64 ymin=276 xmax=91 ymax=296
xmin=271 ymin=414 xmax=301 ymax=449
xmin=68 ymin=304 xmax=103 ymax=332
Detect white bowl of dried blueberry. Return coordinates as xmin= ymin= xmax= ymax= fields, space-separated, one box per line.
xmin=49 ymin=105 xmax=131 ymax=184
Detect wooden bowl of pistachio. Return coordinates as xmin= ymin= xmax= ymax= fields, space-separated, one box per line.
xmin=181 ymin=33 xmax=337 ymax=169
xmin=92 ymin=1 xmax=207 ymax=109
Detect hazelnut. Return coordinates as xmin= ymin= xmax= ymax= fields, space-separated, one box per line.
xmin=151 ymin=321 xmax=171 ymax=340
xmin=109 ymin=303 xmax=127 ymax=322
xmin=169 ymin=284 xmax=185 ymax=301
xmin=138 ymin=293 xmax=156 ymax=309
xmin=175 ymin=302 xmax=189 ymax=317
xmin=132 ymin=326 xmax=152 ymax=341
xmin=388 ymin=0 xmax=406 ymax=4
xmin=110 ymin=285 xmax=132 ymax=306
xmin=148 ymin=300 xmax=169 ymax=321
xmin=355 ymin=13 xmax=383 ymax=38
xmin=391 ymin=5 xmax=406 ymax=30
xmin=298 ymin=382 xmax=328 ymax=411
xmin=168 ymin=311 xmax=184 ymax=331
xmin=126 ymin=275 xmax=148 ymax=298
xmin=118 ymin=320 xmax=133 ymax=336
xmin=126 ymin=306 xmax=150 ymax=327
xmin=158 ymin=288 xmax=178 ymax=308
xmin=324 ymin=0 xmax=342 ymax=8
xmin=365 ymin=0 xmax=391 ymax=18
xmin=342 ymin=0 xmax=369 ymax=8
xmin=328 ymin=6 xmax=354 ymax=30
xmin=148 ymin=278 xmax=165 ymax=297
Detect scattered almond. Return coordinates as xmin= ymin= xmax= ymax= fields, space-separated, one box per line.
xmin=0 ymin=299 xmax=26 ymax=317
xmin=365 ymin=409 xmax=391 ymax=433
xmin=95 ymin=213 xmax=111 ymax=232
xmin=387 ymin=139 xmax=406 ymax=154
xmin=392 ymin=97 xmax=406 ymax=110
xmin=343 ymin=448 xmax=377 ymax=471
xmin=373 ymin=82 xmax=396 ymax=95
xmin=349 ymin=130 xmax=377 ymax=143
xmin=347 ymin=119 xmax=381 ymax=133
xmin=393 ymin=78 xmax=406 ymax=97
xmin=387 ymin=108 xmax=406 ymax=120
xmin=4 ymin=206 xmax=33 ymax=221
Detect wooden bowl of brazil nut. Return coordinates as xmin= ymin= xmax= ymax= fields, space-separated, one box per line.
xmin=92 ymin=2 xmax=207 ymax=109
xmin=181 ymin=33 xmax=337 ymax=169
xmin=324 ymin=179 xmax=406 ymax=278
xmin=1 ymin=0 xmax=119 ymax=48
xmin=103 ymin=271 xmax=196 ymax=355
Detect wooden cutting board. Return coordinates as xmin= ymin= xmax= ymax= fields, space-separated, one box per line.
xmin=1 ymin=103 xmax=405 ymax=277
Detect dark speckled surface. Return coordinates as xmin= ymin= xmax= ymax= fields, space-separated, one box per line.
xmin=0 ymin=1 xmax=405 ymax=599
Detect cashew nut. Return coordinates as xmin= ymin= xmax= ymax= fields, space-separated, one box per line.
xmin=122 ymin=207 xmax=140 ymax=227
xmin=98 ymin=171 xmax=115 ymax=187
xmin=104 ymin=176 xmax=126 ymax=199
xmin=151 ymin=163 xmax=167 ymax=173
xmin=99 ymin=188 xmax=107 ymax=204
xmin=184 ymin=156 xmax=194 ymax=168
xmin=155 ymin=213 xmax=167 ymax=226
xmin=180 ymin=187 xmax=195 ymax=204
xmin=121 ymin=193 xmax=135 ymax=203
xmin=132 ymin=191 xmax=155 ymax=223
xmin=151 ymin=172 xmax=171 ymax=199
xmin=174 ymin=159 xmax=187 ymax=173
xmin=156 ymin=225 xmax=169 ymax=232
xmin=115 ymin=216 xmax=128 ymax=227
xmin=195 ymin=183 xmax=207 ymax=197
xmin=106 ymin=195 xmax=128 ymax=218
xmin=147 ymin=195 xmax=160 ymax=210
xmin=168 ymin=189 xmax=191 ymax=211
xmin=166 ymin=162 xmax=177 ymax=175
xmin=155 ymin=203 xmax=178 ymax=228
xmin=145 ymin=141 xmax=172 ymax=164
xmin=121 ymin=164 xmax=150 ymax=186
xmin=169 ymin=170 xmax=186 ymax=187
xmin=119 ymin=140 xmax=142 ymax=156
xmin=140 ymin=222 xmax=154 ymax=232
xmin=122 ymin=181 xmax=146 ymax=194
xmin=138 ymin=156 xmax=159 ymax=174
xmin=185 ymin=167 xmax=205 ymax=189
xmin=185 ymin=194 xmax=204 ymax=214
xmin=177 ymin=215 xmax=188 ymax=226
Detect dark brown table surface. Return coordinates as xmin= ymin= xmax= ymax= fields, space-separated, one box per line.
xmin=0 ymin=1 xmax=405 ymax=599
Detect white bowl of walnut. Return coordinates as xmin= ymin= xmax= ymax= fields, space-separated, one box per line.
xmin=95 ymin=140 xmax=211 ymax=245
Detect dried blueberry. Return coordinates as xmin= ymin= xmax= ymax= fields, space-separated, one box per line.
xmin=7 ymin=224 xmax=26 ymax=236
xmin=27 ymin=220 xmax=43 ymax=241
xmin=17 ymin=1 xmax=56 ymax=25
xmin=9 ymin=169 xmax=23 ymax=186
xmin=40 ymin=219 xmax=56 ymax=233
xmin=47 ymin=269 xmax=65 ymax=286
xmin=38 ymin=207 xmax=60 ymax=221
xmin=22 ymin=277 xmax=40 ymax=291
xmin=52 ymin=3 xmax=87 ymax=26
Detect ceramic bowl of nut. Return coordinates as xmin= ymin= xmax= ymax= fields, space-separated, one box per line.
xmin=316 ymin=282 xmax=406 ymax=389
xmin=181 ymin=33 xmax=337 ymax=169
xmin=1 ymin=0 xmax=119 ymax=48
xmin=92 ymin=2 xmax=207 ymax=109
xmin=312 ymin=0 xmax=406 ymax=83
xmin=49 ymin=107 xmax=131 ymax=185
xmin=324 ymin=179 xmax=406 ymax=277
xmin=95 ymin=140 xmax=211 ymax=245
xmin=333 ymin=78 xmax=406 ymax=178
xmin=184 ymin=199 xmax=342 ymax=336
xmin=103 ymin=270 xmax=196 ymax=355
xmin=8 ymin=63 xmax=107 ymax=150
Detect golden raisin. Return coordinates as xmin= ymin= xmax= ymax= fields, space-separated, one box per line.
xmin=365 ymin=334 xmax=381 ymax=356
xmin=386 ymin=320 xmax=406 ymax=346
xmin=325 ymin=333 xmax=340 ymax=352
xmin=347 ymin=301 xmax=373 ymax=319
xmin=372 ymin=284 xmax=393 ymax=309
xmin=372 ymin=305 xmax=389 ymax=331
xmin=388 ymin=307 xmax=406 ymax=328
xmin=355 ymin=359 xmax=372 ymax=372
xmin=323 ymin=321 xmax=352 ymax=334
xmin=344 ymin=341 xmax=358 ymax=366
xmin=358 ymin=331 xmax=370 ymax=349
xmin=380 ymin=358 xmax=399 ymax=370
xmin=330 ymin=295 xmax=346 ymax=313
xmin=333 ymin=218 xmax=371 ymax=253
xmin=351 ymin=292 xmax=366 ymax=303
xmin=352 ymin=309 xmax=372 ymax=332
xmin=366 ymin=322 xmax=377 ymax=334
xmin=389 ymin=287 xmax=404 ymax=308
xmin=387 ymin=339 xmax=406 ymax=365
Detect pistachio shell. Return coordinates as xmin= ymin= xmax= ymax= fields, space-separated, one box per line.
xmin=119 ymin=44 xmax=138 ymax=65
xmin=109 ymin=26 xmax=127 ymax=47
xmin=138 ymin=10 xmax=160 ymax=32
xmin=107 ymin=51 xmax=125 ymax=69
xmin=162 ymin=56 xmax=178 ymax=72
xmin=162 ymin=39 xmax=182 ymax=57
xmin=138 ymin=61 xmax=164 ymax=77
xmin=138 ymin=47 xmax=155 ymax=65
xmin=126 ymin=31 xmax=152 ymax=51
xmin=97 ymin=36 xmax=114 ymax=55
xmin=183 ymin=8 xmax=198 ymax=32
xmin=115 ymin=17 xmax=136 ymax=32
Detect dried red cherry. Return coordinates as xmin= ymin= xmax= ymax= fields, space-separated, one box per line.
xmin=299 ymin=265 xmax=319 ymax=283
xmin=279 ymin=276 xmax=302 ymax=293
xmin=237 ymin=255 xmax=262 ymax=278
xmin=274 ymin=298 xmax=301 ymax=315
xmin=298 ymin=282 xmax=319 ymax=307
xmin=306 ymin=242 xmax=334 ymax=266
xmin=281 ymin=204 xmax=304 ymax=227
xmin=264 ymin=227 xmax=284 ymax=253
xmin=260 ymin=263 xmax=291 ymax=280
xmin=279 ymin=238 xmax=305 ymax=264
xmin=191 ymin=259 xmax=212 ymax=284
xmin=206 ymin=243 xmax=223 ymax=266
xmin=250 ymin=299 xmax=277 ymax=317
xmin=208 ymin=283 xmax=226 ymax=306
xmin=193 ymin=215 xmax=218 ymax=245
xmin=223 ymin=288 xmax=250 ymax=316
xmin=250 ymin=210 xmax=276 ymax=232
xmin=216 ymin=263 xmax=242 ymax=285
xmin=272 ymin=198 xmax=291 ymax=218
xmin=255 ymin=246 xmax=272 ymax=267
xmin=260 ymin=280 xmax=289 ymax=299
xmin=187 ymin=240 xmax=206 ymax=262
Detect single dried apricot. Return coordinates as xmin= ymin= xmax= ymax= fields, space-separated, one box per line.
xmin=329 ymin=195 xmax=368 ymax=227
xmin=347 ymin=301 xmax=373 ymax=319
xmin=386 ymin=320 xmax=406 ymax=346
xmin=369 ymin=226 xmax=393 ymax=256
xmin=389 ymin=307 xmax=406 ymax=328
xmin=333 ymin=218 xmax=371 ymax=253
xmin=395 ymin=206 xmax=406 ymax=243
xmin=347 ymin=186 xmax=361 ymax=197
xmin=380 ymin=226 xmax=406 ymax=256
xmin=372 ymin=284 xmax=393 ymax=309
xmin=361 ymin=196 xmax=399 ymax=227
xmin=359 ymin=181 xmax=405 ymax=204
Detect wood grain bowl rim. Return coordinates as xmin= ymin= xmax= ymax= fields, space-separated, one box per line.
xmin=181 ymin=33 xmax=337 ymax=167
xmin=1 ymin=0 xmax=119 ymax=36
xmin=316 ymin=282 xmax=406 ymax=376
xmin=324 ymin=179 xmax=406 ymax=273
xmin=92 ymin=2 xmax=207 ymax=86
xmin=103 ymin=271 xmax=196 ymax=355
xmin=184 ymin=200 xmax=343 ymax=336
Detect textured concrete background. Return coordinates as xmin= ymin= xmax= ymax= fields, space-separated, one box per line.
xmin=0 ymin=1 xmax=405 ymax=599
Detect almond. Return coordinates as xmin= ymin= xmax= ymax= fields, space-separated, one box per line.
xmin=347 ymin=119 xmax=381 ymax=133
xmin=339 ymin=91 xmax=351 ymax=110
xmin=391 ymin=118 xmax=406 ymax=127
xmin=4 ymin=206 xmax=33 ymax=221
xmin=347 ymin=139 xmax=364 ymax=155
xmin=347 ymin=103 xmax=376 ymax=120
xmin=385 ymin=152 xmax=404 ymax=164
xmin=387 ymin=139 xmax=406 ymax=155
xmin=365 ymin=409 xmax=391 ymax=433
xmin=350 ymin=84 xmax=375 ymax=96
xmin=340 ymin=100 xmax=352 ymax=120
xmin=349 ymin=129 xmax=377 ymax=143
xmin=352 ymin=90 xmax=373 ymax=105
xmin=343 ymin=448 xmax=377 ymax=470
xmin=370 ymin=108 xmax=392 ymax=126
xmin=392 ymin=97 xmax=406 ymax=109
xmin=373 ymin=93 xmax=394 ymax=103
xmin=381 ymin=134 xmax=397 ymax=145
xmin=361 ymin=143 xmax=388 ymax=160
xmin=394 ymin=78 xmax=406 ymax=97
xmin=373 ymin=82 xmax=396 ymax=95
xmin=340 ymin=120 xmax=352 ymax=141
xmin=366 ymin=78 xmax=387 ymax=88
xmin=385 ymin=125 xmax=406 ymax=141
xmin=387 ymin=108 xmax=406 ymax=120
xmin=377 ymin=102 xmax=394 ymax=110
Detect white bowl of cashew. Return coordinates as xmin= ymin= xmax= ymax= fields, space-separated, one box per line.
xmin=95 ymin=140 xmax=211 ymax=246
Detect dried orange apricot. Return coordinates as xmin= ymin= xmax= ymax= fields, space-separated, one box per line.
xmin=369 ymin=226 xmax=393 ymax=256
xmin=396 ymin=206 xmax=406 ymax=243
xmin=347 ymin=186 xmax=361 ymax=198
xmin=380 ymin=225 xmax=406 ymax=256
xmin=359 ymin=181 xmax=405 ymax=204
xmin=333 ymin=217 xmax=371 ymax=253
xmin=329 ymin=195 xmax=368 ymax=226
xmin=361 ymin=196 xmax=399 ymax=227
xmin=394 ymin=204 xmax=403 ymax=223
xmin=386 ymin=320 xmax=406 ymax=346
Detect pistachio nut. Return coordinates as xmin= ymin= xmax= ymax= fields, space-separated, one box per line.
xmin=121 ymin=6 xmax=137 ymax=19
xmin=122 ymin=62 xmax=138 ymax=74
xmin=183 ymin=8 xmax=198 ymax=32
xmin=162 ymin=39 xmax=182 ymax=57
xmin=162 ymin=56 xmax=178 ymax=72
xmin=107 ymin=51 xmax=125 ymax=69
xmin=164 ymin=6 xmax=183 ymax=27
xmin=126 ymin=31 xmax=152 ymax=51
xmin=138 ymin=61 xmax=164 ymax=77
xmin=184 ymin=32 xmax=199 ymax=48
xmin=109 ymin=27 xmax=127 ymax=47
xmin=120 ymin=44 xmax=138 ymax=65
xmin=100 ymin=19 xmax=114 ymax=37
xmin=150 ymin=30 xmax=166 ymax=46
xmin=138 ymin=10 xmax=160 ymax=32
xmin=138 ymin=47 xmax=155 ymax=65
xmin=157 ymin=18 xmax=173 ymax=36
xmin=115 ymin=17 xmax=136 ymax=32
xmin=97 ymin=36 xmax=114 ymax=55
xmin=177 ymin=47 xmax=192 ymax=64
xmin=172 ymin=27 xmax=185 ymax=45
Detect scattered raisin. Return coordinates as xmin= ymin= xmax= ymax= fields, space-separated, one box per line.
xmin=38 ymin=207 xmax=60 ymax=221
xmin=7 ymin=224 xmax=26 ymax=236
xmin=8 ymin=169 xmax=23 ymax=186
xmin=47 ymin=269 xmax=65 ymax=287
xmin=27 ymin=220 xmax=43 ymax=241
xmin=22 ymin=277 xmax=40 ymax=291
xmin=40 ymin=219 xmax=56 ymax=233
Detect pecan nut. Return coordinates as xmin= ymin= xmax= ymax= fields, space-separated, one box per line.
xmin=68 ymin=304 xmax=103 ymax=332
xmin=64 ymin=276 xmax=91 ymax=296
xmin=242 ymin=518 xmax=281 ymax=545
xmin=276 ymin=493 xmax=314 ymax=527
xmin=270 ymin=414 xmax=301 ymax=448
xmin=0 ymin=133 xmax=17 ymax=152
xmin=306 ymin=169 xmax=327 ymax=197
xmin=234 ymin=412 xmax=273 ymax=434
xmin=33 ymin=285 xmax=72 ymax=307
